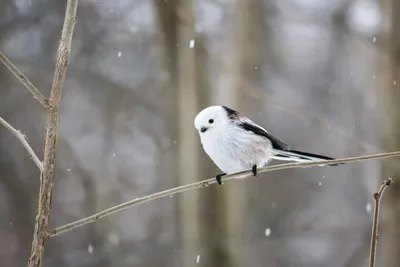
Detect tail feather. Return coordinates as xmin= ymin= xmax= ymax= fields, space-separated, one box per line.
xmin=272 ymin=149 xmax=342 ymax=166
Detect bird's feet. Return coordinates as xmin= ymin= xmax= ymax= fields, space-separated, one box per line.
xmin=216 ymin=173 xmax=226 ymax=185
xmin=252 ymin=164 xmax=257 ymax=176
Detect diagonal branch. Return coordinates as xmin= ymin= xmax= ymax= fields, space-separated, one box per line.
xmin=0 ymin=117 xmax=43 ymax=171
xmin=369 ymin=178 xmax=393 ymax=267
xmin=48 ymin=150 xmax=400 ymax=238
xmin=0 ymin=51 xmax=50 ymax=109
xmin=27 ymin=1 xmax=79 ymax=267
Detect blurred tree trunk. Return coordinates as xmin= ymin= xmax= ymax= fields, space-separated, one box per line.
xmin=379 ymin=0 xmax=400 ymax=266
xmin=155 ymin=1 xmax=207 ymax=266
xmin=92 ymin=96 xmax=122 ymax=266
xmin=380 ymin=0 xmax=400 ymax=266
xmin=176 ymin=1 xmax=209 ymax=266
xmin=176 ymin=0 xmax=204 ymax=266
xmin=214 ymin=4 xmax=241 ymax=266
xmin=213 ymin=1 xmax=266 ymax=266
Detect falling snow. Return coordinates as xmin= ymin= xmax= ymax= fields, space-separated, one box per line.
xmin=88 ymin=244 xmax=94 ymax=254
xmin=265 ymin=228 xmax=271 ymax=237
xmin=373 ymin=37 xmax=376 ymax=42
xmin=196 ymin=255 xmax=200 ymax=263
xmin=189 ymin=39 xmax=195 ymax=48
xmin=394 ymin=80 xmax=397 ymax=86
xmin=67 ymin=168 xmax=71 ymax=172
xmin=112 ymin=153 xmax=116 ymax=157
xmin=117 ymin=52 xmax=122 ymax=58
xmin=318 ymin=182 xmax=322 ymax=186
xmin=366 ymin=202 xmax=372 ymax=213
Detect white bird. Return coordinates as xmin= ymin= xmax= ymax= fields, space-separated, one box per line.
xmin=194 ymin=105 xmax=341 ymax=184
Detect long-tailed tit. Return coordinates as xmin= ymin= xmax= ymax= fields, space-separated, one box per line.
xmin=194 ymin=105 xmax=340 ymax=185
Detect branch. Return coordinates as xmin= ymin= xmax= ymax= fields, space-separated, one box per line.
xmin=27 ymin=1 xmax=78 ymax=267
xmin=0 ymin=51 xmax=50 ymax=109
xmin=48 ymin=150 xmax=400 ymax=238
xmin=0 ymin=117 xmax=43 ymax=171
xmin=369 ymin=178 xmax=393 ymax=267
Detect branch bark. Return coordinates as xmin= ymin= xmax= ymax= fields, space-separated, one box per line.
xmin=0 ymin=117 xmax=43 ymax=171
xmin=27 ymin=1 xmax=78 ymax=267
xmin=369 ymin=178 xmax=393 ymax=267
xmin=48 ymin=150 xmax=400 ymax=238
xmin=0 ymin=51 xmax=49 ymax=109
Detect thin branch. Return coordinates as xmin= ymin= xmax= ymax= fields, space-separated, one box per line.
xmin=0 ymin=117 xmax=43 ymax=171
xmin=369 ymin=178 xmax=393 ymax=267
xmin=27 ymin=1 xmax=78 ymax=267
xmin=0 ymin=51 xmax=50 ymax=109
xmin=48 ymin=150 xmax=400 ymax=238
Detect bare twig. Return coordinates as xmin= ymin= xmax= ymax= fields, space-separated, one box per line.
xmin=0 ymin=51 xmax=49 ymax=109
xmin=369 ymin=178 xmax=393 ymax=267
xmin=0 ymin=117 xmax=43 ymax=171
xmin=48 ymin=150 xmax=400 ymax=238
xmin=27 ymin=1 xmax=78 ymax=267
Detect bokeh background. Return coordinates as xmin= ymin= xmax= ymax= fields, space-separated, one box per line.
xmin=1 ymin=0 xmax=399 ymax=266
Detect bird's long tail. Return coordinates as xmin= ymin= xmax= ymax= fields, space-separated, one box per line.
xmin=272 ymin=150 xmax=342 ymax=166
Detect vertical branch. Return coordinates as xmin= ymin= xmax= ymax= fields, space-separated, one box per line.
xmin=27 ymin=1 xmax=79 ymax=267
xmin=369 ymin=178 xmax=393 ymax=267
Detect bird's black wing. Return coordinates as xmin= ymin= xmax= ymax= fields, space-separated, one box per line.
xmin=221 ymin=105 xmax=290 ymax=150
xmin=237 ymin=119 xmax=290 ymax=150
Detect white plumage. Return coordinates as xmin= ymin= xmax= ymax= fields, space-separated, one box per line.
xmin=194 ymin=105 xmax=339 ymax=183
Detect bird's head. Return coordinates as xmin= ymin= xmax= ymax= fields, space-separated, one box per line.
xmin=194 ymin=105 xmax=239 ymax=134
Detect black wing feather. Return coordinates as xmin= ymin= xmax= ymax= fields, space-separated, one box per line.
xmin=221 ymin=106 xmax=290 ymax=150
xmin=238 ymin=121 xmax=290 ymax=150
xmin=287 ymin=150 xmax=335 ymax=160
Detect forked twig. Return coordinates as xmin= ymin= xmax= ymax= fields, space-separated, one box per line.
xmin=369 ymin=178 xmax=393 ymax=267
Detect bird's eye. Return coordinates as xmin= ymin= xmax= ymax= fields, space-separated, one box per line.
xmin=209 ymin=119 xmax=214 ymax=124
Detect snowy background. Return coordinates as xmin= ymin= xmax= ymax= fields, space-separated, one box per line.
xmin=1 ymin=0 xmax=400 ymax=266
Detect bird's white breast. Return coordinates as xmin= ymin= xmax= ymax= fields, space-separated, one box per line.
xmin=200 ymin=126 xmax=273 ymax=174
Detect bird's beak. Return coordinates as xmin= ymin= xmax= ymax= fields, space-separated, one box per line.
xmin=200 ymin=127 xmax=207 ymax=133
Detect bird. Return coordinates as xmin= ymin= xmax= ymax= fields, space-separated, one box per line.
xmin=194 ymin=105 xmax=341 ymax=185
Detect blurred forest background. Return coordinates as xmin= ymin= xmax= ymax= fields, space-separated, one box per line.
xmin=0 ymin=0 xmax=399 ymax=266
